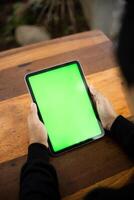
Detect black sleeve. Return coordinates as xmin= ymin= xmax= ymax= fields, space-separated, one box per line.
xmin=110 ymin=115 xmax=134 ymax=158
xmin=20 ymin=143 xmax=60 ymax=200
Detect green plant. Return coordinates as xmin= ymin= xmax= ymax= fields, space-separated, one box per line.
xmin=0 ymin=0 xmax=89 ymax=50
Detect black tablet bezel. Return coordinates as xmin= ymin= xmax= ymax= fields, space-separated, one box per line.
xmin=25 ymin=61 xmax=104 ymax=156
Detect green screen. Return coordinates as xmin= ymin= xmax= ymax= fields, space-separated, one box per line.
xmin=28 ymin=62 xmax=102 ymax=152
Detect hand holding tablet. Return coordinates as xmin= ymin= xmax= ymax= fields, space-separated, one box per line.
xmin=27 ymin=102 xmax=49 ymax=147
xmin=25 ymin=61 xmax=104 ymax=156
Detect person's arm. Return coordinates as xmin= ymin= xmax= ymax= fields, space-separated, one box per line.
xmin=20 ymin=103 xmax=60 ymax=200
xmin=84 ymin=86 xmax=134 ymax=199
xmin=110 ymin=115 xmax=134 ymax=157
xmin=89 ymin=86 xmax=134 ymax=157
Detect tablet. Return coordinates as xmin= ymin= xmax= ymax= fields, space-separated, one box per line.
xmin=25 ymin=61 xmax=104 ymax=155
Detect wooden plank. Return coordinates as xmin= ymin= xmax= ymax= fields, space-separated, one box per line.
xmin=0 ymin=41 xmax=115 ymax=101
xmin=0 ymin=155 xmax=133 ymax=200
xmin=0 ymin=67 xmax=131 ymax=163
xmin=0 ymin=67 xmax=133 ymax=198
xmin=0 ymin=30 xmax=106 ymax=58
xmin=0 ymin=130 xmax=133 ymax=198
xmin=0 ymin=29 xmax=133 ymax=199
xmin=0 ymin=95 xmax=29 ymax=163
xmin=88 ymin=68 xmax=131 ymax=117
xmin=0 ymin=30 xmax=108 ymax=71
xmin=63 ymin=167 xmax=134 ymax=200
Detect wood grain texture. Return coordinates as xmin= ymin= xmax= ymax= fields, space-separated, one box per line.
xmin=87 ymin=68 xmax=131 ymax=118
xmin=0 ymin=155 xmax=133 ymax=200
xmin=0 ymin=30 xmax=108 ymax=71
xmin=0 ymin=41 xmax=115 ymax=101
xmin=0 ymin=68 xmax=133 ymax=198
xmin=0 ymin=95 xmax=30 ymax=163
xmin=63 ymin=167 xmax=134 ymax=200
xmin=0 ymin=30 xmax=133 ymax=199
xmin=0 ymin=156 xmax=24 ymax=200
xmin=0 ymin=67 xmax=131 ymax=163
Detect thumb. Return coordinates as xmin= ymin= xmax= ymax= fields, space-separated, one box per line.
xmin=87 ymin=83 xmax=95 ymax=95
xmin=89 ymin=85 xmax=98 ymax=96
xmin=30 ymin=102 xmax=38 ymax=116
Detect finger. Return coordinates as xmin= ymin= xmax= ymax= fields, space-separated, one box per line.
xmin=88 ymin=87 xmax=98 ymax=109
xmin=87 ymin=83 xmax=93 ymax=91
xmin=87 ymin=83 xmax=95 ymax=96
xmin=90 ymin=88 xmax=97 ymax=101
xmin=87 ymin=84 xmax=97 ymax=103
xmin=90 ymin=86 xmax=98 ymax=96
xmin=30 ymin=102 xmax=38 ymax=117
xmin=88 ymin=84 xmax=97 ymax=96
xmin=91 ymin=94 xmax=97 ymax=109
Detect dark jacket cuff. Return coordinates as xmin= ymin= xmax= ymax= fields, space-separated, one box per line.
xmin=27 ymin=143 xmax=50 ymax=162
xmin=110 ymin=115 xmax=134 ymax=141
xmin=110 ymin=115 xmax=126 ymax=136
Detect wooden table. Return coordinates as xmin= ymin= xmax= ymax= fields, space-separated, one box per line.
xmin=0 ymin=30 xmax=133 ymax=200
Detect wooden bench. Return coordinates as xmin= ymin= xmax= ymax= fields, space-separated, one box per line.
xmin=0 ymin=30 xmax=133 ymax=200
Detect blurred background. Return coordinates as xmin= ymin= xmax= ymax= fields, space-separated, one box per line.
xmin=0 ymin=0 xmax=125 ymax=52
